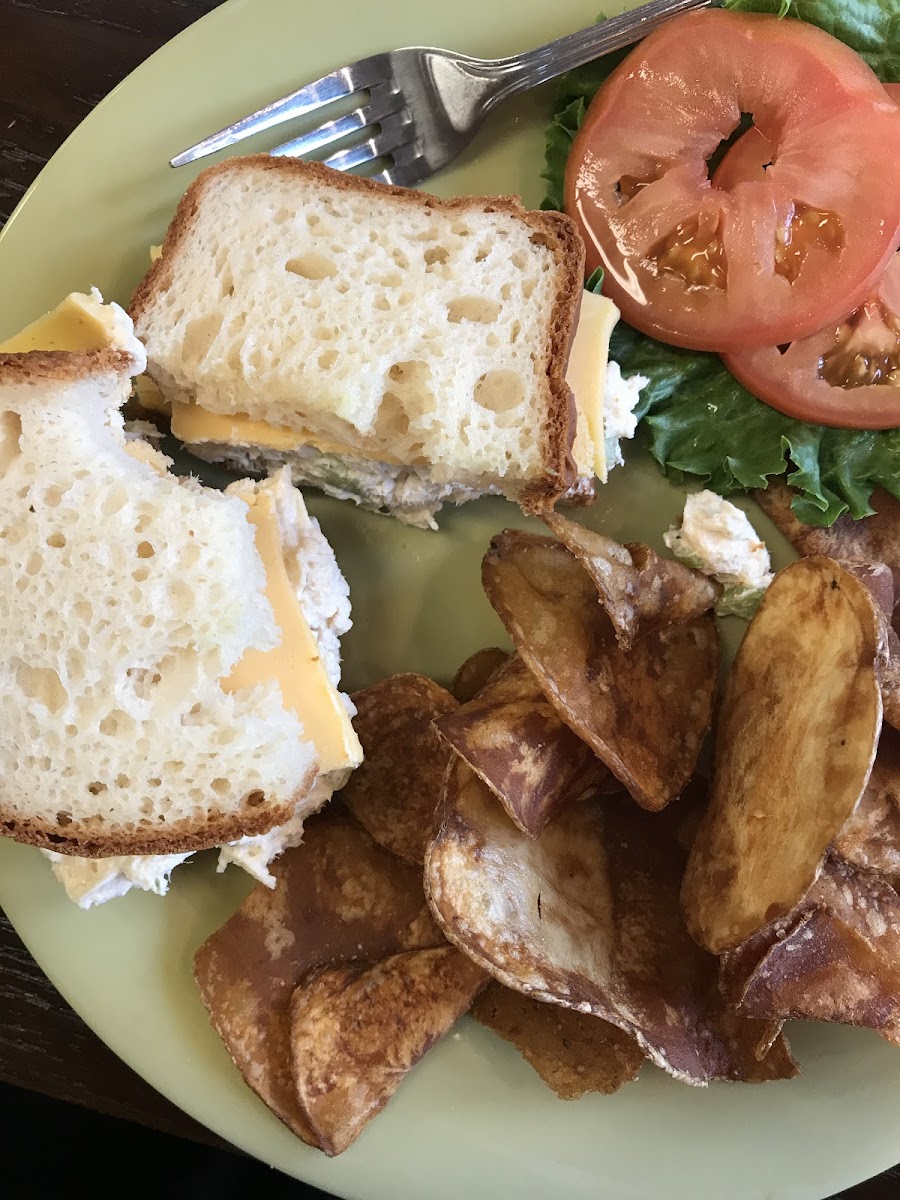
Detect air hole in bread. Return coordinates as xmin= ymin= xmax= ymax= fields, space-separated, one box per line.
xmin=182 ymin=313 xmax=224 ymax=364
xmin=0 ymin=412 xmax=22 ymax=478
xmin=474 ymin=370 xmax=525 ymax=415
xmin=511 ymin=250 xmax=527 ymax=270
xmin=522 ymin=278 xmax=538 ymax=300
xmin=314 ymin=326 xmax=338 ymax=342
xmin=447 ymin=297 xmax=501 ymax=324
xmin=475 ymin=245 xmax=490 ymax=263
xmin=486 ymin=332 xmax=500 ymax=348
xmin=451 ymin=221 xmax=471 ymax=236
xmin=136 ymin=541 xmax=155 ymax=559
xmin=373 ymin=296 xmax=390 ymax=312
xmin=245 ymin=789 xmax=265 ymax=808
xmin=375 ymin=392 xmax=409 ymax=440
xmin=318 ymin=349 xmax=339 ymax=370
xmin=376 ymin=271 xmax=403 ymax=289
xmin=133 ymin=566 xmax=150 ymax=583
xmin=391 ymin=248 xmax=410 ymax=270
xmin=285 ymin=253 xmax=337 ymax=280
xmin=424 ymin=246 xmax=448 ymax=267
xmin=102 ymin=486 xmax=128 ymax=518
xmin=46 ymin=532 xmax=66 ymax=549
xmin=56 ymin=811 xmax=72 ymax=827
xmin=13 ymin=660 xmax=67 ymax=714
xmin=211 ymin=777 xmax=229 ymax=796
xmin=115 ymin=773 xmax=130 ymax=788
xmin=510 ymin=320 xmax=522 ymax=344
xmin=87 ymin=781 xmax=107 ymax=796
xmin=25 ymin=550 xmax=42 ymax=576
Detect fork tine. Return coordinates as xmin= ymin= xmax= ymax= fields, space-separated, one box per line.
xmin=269 ymin=87 xmax=403 ymax=160
xmin=169 ymin=56 xmax=386 ymax=168
xmin=269 ymin=110 xmax=369 ymax=160
xmin=319 ymin=114 xmax=412 ymax=173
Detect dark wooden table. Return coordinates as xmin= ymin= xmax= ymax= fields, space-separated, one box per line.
xmin=0 ymin=4 xmax=898 ymax=1197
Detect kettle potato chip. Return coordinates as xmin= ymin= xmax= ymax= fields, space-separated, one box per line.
xmin=436 ymin=656 xmax=615 ymax=837
xmin=339 ymin=674 xmax=458 ymax=865
xmin=682 ymin=557 xmax=885 ymax=954
xmin=723 ymin=858 xmax=900 ymax=1046
xmin=194 ymin=808 xmax=442 ymax=1146
xmin=451 ymin=648 xmax=510 ymax=703
xmin=471 ymin=981 xmax=644 ymax=1099
xmin=482 ymin=530 xmax=718 ymax=811
xmin=425 ymin=760 xmax=796 ymax=1085
xmin=832 ymin=728 xmax=900 ymax=880
xmin=542 ymin=512 xmax=720 ymax=648
xmin=290 ymin=947 xmax=486 ymax=1155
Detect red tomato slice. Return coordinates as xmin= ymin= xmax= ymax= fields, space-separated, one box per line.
xmin=714 ymin=83 xmax=900 ymax=190
xmin=723 ymin=255 xmax=900 ymax=428
xmin=720 ymin=86 xmax=900 ymax=430
xmin=564 ymin=10 xmax=900 ymax=353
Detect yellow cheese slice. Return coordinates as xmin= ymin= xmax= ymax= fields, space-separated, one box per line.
xmin=169 ymin=400 xmax=393 ymax=462
xmin=170 ymin=400 xmax=315 ymax=453
xmin=0 ymin=291 xmax=122 ymax=352
xmin=223 ymin=489 xmax=362 ymax=775
xmin=566 ymin=289 xmax=621 ymax=485
xmin=0 ymin=290 xmax=171 ymax=415
xmin=134 ymin=374 xmax=170 ymax=415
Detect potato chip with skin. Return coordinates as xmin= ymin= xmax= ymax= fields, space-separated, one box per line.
xmin=842 ymin=560 xmax=900 ymax=733
xmin=451 ymin=648 xmax=510 ymax=703
xmin=482 ymin=531 xmax=719 ymax=812
xmin=832 ymin=727 xmax=900 ymax=880
xmin=682 ymin=557 xmax=885 ymax=955
xmin=436 ymin=656 xmax=616 ymax=838
xmin=724 ymin=858 xmax=900 ymax=1046
xmin=755 ymin=483 xmax=900 ymax=614
xmin=290 ymin=947 xmax=487 ymax=1156
xmin=425 ymin=759 xmax=797 ymax=1085
xmin=194 ymin=808 xmax=443 ymax=1147
xmin=471 ymin=981 xmax=644 ymax=1100
xmin=339 ymin=674 xmax=458 ymax=866
xmin=542 ymin=512 xmax=721 ymax=648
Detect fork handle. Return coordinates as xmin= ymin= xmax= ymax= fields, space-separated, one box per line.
xmin=479 ymin=0 xmax=718 ymax=106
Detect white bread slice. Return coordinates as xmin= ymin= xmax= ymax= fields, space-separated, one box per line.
xmin=130 ymin=156 xmax=586 ymax=518
xmin=0 ymin=348 xmax=319 ymax=856
xmin=40 ymin=462 xmax=356 ymax=898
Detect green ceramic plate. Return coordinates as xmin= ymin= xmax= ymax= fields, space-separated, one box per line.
xmin=0 ymin=1 xmax=898 ymax=1196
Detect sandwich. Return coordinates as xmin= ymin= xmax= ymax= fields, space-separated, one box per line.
xmin=129 ymin=157 xmax=626 ymax=529
xmin=0 ymin=291 xmax=362 ymax=906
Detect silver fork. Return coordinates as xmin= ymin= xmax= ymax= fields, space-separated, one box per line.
xmin=171 ymin=0 xmax=716 ymax=186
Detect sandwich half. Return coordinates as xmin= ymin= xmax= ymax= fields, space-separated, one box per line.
xmin=0 ymin=295 xmax=361 ymax=898
xmin=130 ymin=157 xmax=610 ymax=529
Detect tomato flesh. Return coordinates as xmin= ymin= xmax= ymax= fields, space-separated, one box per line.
xmin=721 ymin=87 xmax=900 ymax=430
xmin=565 ymin=10 xmax=900 ymax=353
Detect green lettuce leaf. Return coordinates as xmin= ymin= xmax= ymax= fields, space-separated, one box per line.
xmin=611 ymin=323 xmax=900 ymax=526
xmin=542 ymin=0 xmax=900 ymax=526
xmin=726 ymin=0 xmax=900 ymax=82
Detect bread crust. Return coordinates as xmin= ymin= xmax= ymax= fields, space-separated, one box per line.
xmin=0 ymin=347 xmax=137 ymax=385
xmin=0 ymin=759 xmax=318 ymax=858
xmin=130 ymin=156 xmax=585 ymax=509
